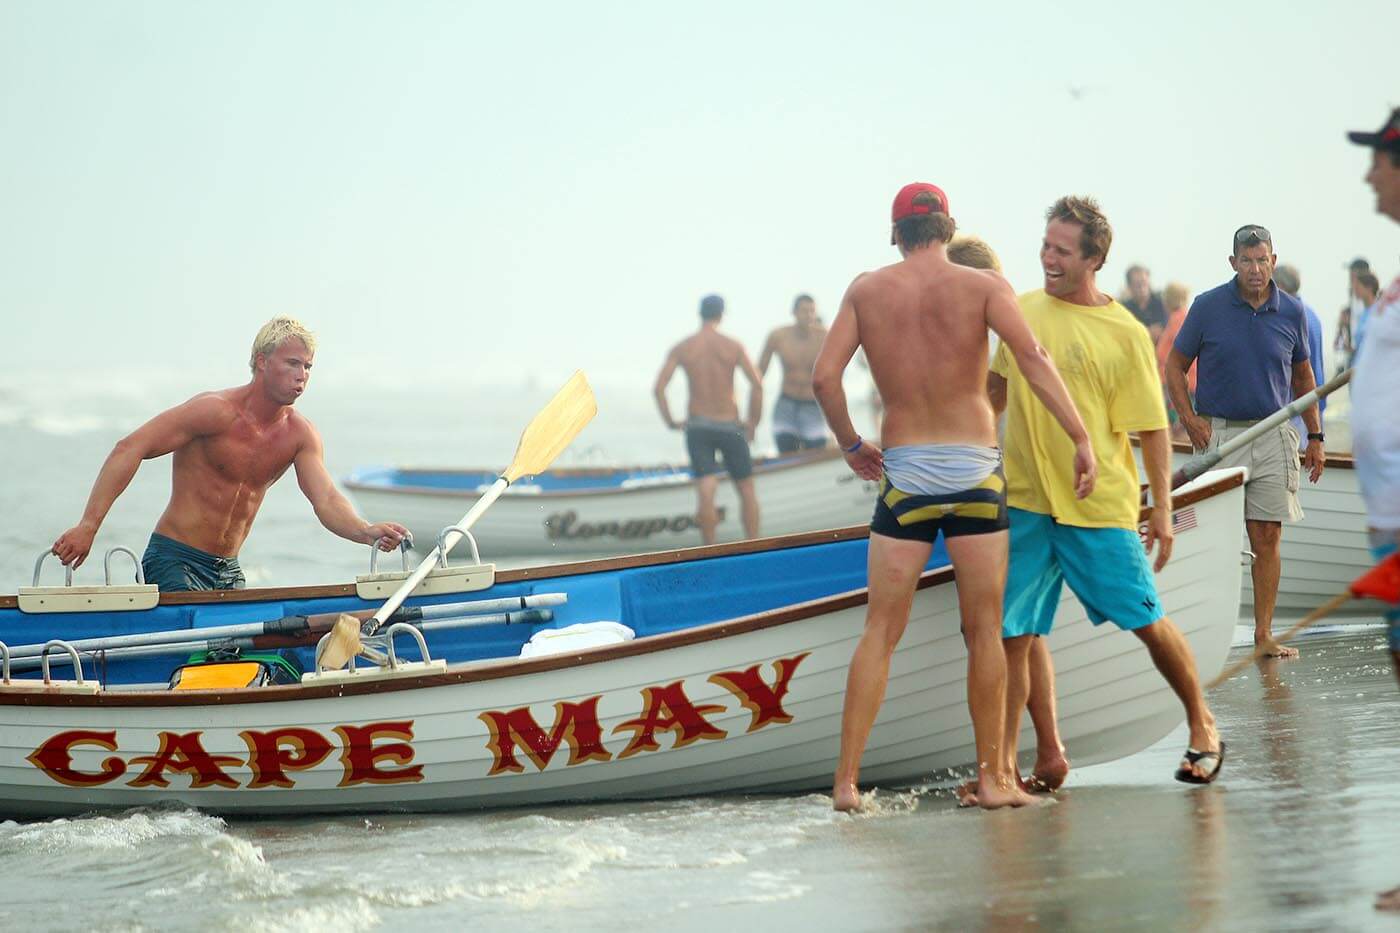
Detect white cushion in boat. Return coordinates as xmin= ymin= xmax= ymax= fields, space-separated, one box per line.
xmin=519 ymin=622 xmax=635 ymax=659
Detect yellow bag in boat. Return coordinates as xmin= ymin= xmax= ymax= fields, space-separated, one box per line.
xmin=170 ymin=661 xmax=267 ymax=690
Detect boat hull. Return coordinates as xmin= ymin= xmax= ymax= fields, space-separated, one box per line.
xmin=0 ymin=472 xmax=1246 ymax=817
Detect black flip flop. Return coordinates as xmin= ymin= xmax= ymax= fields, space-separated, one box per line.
xmin=1174 ymin=740 xmax=1226 ymax=785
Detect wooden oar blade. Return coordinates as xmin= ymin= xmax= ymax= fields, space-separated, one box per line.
xmin=317 ymin=614 xmax=363 ymax=671
xmin=503 ymin=370 xmax=597 ymax=483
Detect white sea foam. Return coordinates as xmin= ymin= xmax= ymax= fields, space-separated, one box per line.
xmin=4 ymin=808 xmax=230 ymax=852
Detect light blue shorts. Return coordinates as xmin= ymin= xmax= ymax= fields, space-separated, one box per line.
xmin=1002 ymin=508 xmax=1164 ymax=638
xmin=1371 ymin=539 xmax=1400 ymax=653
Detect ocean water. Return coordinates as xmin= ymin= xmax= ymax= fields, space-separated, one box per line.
xmin=1 ymin=376 xmax=1397 ymax=931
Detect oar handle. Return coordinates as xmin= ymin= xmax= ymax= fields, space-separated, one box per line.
xmin=1169 ymin=368 xmax=1352 ymax=491
xmin=365 ymin=476 xmax=510 ymax=634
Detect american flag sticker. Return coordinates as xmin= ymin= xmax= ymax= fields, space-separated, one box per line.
xmin=1172 ymin=507 xmax=1198 ymax=533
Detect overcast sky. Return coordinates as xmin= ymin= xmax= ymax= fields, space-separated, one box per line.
xmin=3 ymin=1 xmax=1397 ymax=397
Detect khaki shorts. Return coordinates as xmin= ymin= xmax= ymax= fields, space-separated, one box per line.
xmin=1196 ymin=418 xmax=1303 ymax=523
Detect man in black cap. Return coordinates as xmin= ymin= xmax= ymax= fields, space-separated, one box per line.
xmin=1346 ymin=106 xmax=1400 ymax=913
xmin=654 ymin=294 xmax=763 ymax=544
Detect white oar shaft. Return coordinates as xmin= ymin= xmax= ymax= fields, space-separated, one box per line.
xmin=369 ymin=477 xmax=510 ymax=630
xmin=1175 ymin=367 xmax=1352 ymax=488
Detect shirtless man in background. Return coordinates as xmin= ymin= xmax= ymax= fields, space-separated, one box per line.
xmin=813 ymin=183 xmax=1096 ymax=811
xmin=758 ymin=294 xmax=830 ymax=452
xmin=52 ymin=317 xmax=408 ymax=590
xmin=654 ymin=294 xmax=763 ymax=544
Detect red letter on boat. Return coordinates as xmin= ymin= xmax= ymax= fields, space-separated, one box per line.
xmin=478 ymin=696 xmax=612 ymax=776
xmin=613 ymin=681 xmax=727 ymax=759
xmin=708 ymin=652 xmax=810 ymax=733
xmin=334 ymin=721 xmax=424 ymax=786
xmin=126 ymin=732 xmax=242 ymax=789
xmin=27 ymin=730 xmax=127 ymax=787
xmin=240 ymin=728 xmax=336 ymax=789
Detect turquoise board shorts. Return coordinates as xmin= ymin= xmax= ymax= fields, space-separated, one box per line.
xmin=1002 ymin=507 xmax=1163 ymax=638
xmin=1371 ymin=538 xmax=1400 ymax=653
xmin=142 ymin=532 xmax=246 ymax=592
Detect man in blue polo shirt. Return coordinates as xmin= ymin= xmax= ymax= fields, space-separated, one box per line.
xmin=1165 ymin=225 xmax=1324 ymax=660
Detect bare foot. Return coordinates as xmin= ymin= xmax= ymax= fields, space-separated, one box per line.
xmin=960 ymin=774 xmax=1038 ymax=809
xmin=1024 ymin=751 xmax=1070 ymax=794
xmin=1256 ymin=638 xmax=1299 ymax=660
xmin=832 ymin=781 xmax=862 ymax=812
xmin=1376 ymin=886 xmax=1400 ymax=911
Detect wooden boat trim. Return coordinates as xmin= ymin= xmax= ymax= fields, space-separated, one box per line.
xmin=343 ymin=449 xmax=848 ymax=500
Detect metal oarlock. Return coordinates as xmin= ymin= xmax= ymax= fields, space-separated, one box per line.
xmin=0 ymin=641 xmax=10 ymax=685
xmin=103 ymin=546 xmax=144 ymax=585
xmin=32 ymin=550 xmax=73 ymax=588
xmin=369 ymin=537 xmax=412 ymax=575
xmin=436 ymin=525 xmax=482 ymax=567
xmin=380 ymin=623 xmax=432 ymax=669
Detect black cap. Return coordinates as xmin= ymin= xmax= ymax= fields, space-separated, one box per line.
xmin=699 ymin=294 xmax=725 ymax=319
xmin=1347 ymin=257 xmax=1371 ymax=272
xmin=1347 ymin=107 xmax=1400 ymax=152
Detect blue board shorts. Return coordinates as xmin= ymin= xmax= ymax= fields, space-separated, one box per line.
xmin=1371 ymin=537 xmax=1400 ymax=653
xmin=1002 ymin=508 xmax=1163 ymax=638
xmin=142 ymin=532 xmax=246 ymax=592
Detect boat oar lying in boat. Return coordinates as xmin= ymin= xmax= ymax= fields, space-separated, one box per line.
xmin=3 ymin=593 xmax=566 ymax=660
xmin=6 ymin=607 xmax=556 ymax=675
xmin=321 ymin=370 xmax=598 ymax=669
xmin=1166 ymin=368 xmax=1352 ymax=491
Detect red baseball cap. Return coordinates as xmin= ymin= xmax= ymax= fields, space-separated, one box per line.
xmin=891 ymin=182 xmax=949 ymax=222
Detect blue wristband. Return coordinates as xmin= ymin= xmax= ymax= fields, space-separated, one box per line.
xmin=843 ymin=436 xmax=863 ymax=454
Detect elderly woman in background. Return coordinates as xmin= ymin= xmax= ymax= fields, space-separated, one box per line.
xmin=1156 ymin=282 xmax=1195 ymax=441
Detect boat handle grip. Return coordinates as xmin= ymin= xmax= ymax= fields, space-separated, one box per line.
xmin=382 ymin=623 xmax=432 ymax=670
xmin=40 ymin=640 xmax=85 ymax=684
xmin=104 ymin=546 xmax=145 ymax=585
xmin=32 ymin=551 xmax=73 ymax=588
xmin=369 ymin=537 xmax=413 ymax=575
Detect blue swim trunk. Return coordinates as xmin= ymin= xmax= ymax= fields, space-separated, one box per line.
xmin=1371 ymin=539 xmax=1400 ymax=653
xmin=142 ymin=532 xmax=246 ymax=592
xmin=1002 ymin=508 xmax=1163 ymax=638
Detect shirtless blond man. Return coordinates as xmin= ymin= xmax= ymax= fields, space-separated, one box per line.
xmin=52 ymin=317 xmax=409 ymax=590
xmin=654 ymin=294 xmax=763 ymax=544
xmin=758 ymin=294 xmax=829 ymax=452
xmin=812 ymin=183 xmax=1096 ymax=811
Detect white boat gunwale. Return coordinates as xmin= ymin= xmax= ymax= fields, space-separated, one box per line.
xmin=343 ymin=448 xmax=848 ymax=501
xmin=0 ymin=470 xmax=1244 ymax=709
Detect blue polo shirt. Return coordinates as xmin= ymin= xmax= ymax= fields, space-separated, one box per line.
xmin=1172 ymin=279 xmax=1311 ymax=420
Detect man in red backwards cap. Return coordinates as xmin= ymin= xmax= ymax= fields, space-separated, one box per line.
xmin=812 ymin=182 xmax=1096 ymax=810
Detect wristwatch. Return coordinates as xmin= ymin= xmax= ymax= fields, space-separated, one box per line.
xmin=1307 ymin=432 xmax=1325 ymax=442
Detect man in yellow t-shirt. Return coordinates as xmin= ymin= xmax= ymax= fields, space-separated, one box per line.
xmin=986 ymin=196 xmax=1225 ymax=792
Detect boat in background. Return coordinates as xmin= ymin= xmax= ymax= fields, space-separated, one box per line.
xmin=1135 ymin=440 xmax=1371 ymax=616
xmin=344 ymin=448 xmax=877 ymax=558
xmin=0 ymin=471 xmax=1246 ymax=818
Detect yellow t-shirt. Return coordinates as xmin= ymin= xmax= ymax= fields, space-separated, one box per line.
xmin=992 ymin=289 xmax=1168 ymax=529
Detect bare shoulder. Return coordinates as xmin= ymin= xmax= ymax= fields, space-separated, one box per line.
xmin=176 ymin=389 xmax=240 ymax=426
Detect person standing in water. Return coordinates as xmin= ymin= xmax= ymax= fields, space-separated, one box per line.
xmin=51 ymin=317 xmax=409 ymax=591
xmin=813 ymin=182 xmax=1095 ymax=811
xmin=758 ymin=293 xmax=830 ymax=453
xmin=653 ymin=294 xmax=763 ymax=544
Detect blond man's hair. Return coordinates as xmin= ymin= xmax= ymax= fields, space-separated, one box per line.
xmin=947 ymin=235 xmax=1003 ymax=273
xmin=1163 ymin=282 xmax=1191 ymax=311
xmin=249 ymin=316 xmax=316 ymax=373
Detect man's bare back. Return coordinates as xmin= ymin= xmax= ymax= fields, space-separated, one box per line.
xmin=668 ymin=328 xmax=750 ymax=423
xmin=851 ymin=252 xmax=1006 ymax=448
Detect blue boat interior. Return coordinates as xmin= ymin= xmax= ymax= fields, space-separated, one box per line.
xmin=0 ymin=538 xmax=950 ymax=689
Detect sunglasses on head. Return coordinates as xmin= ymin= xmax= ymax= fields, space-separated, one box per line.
xmin=1233 ymin=224 xmax=1272 ymax=248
